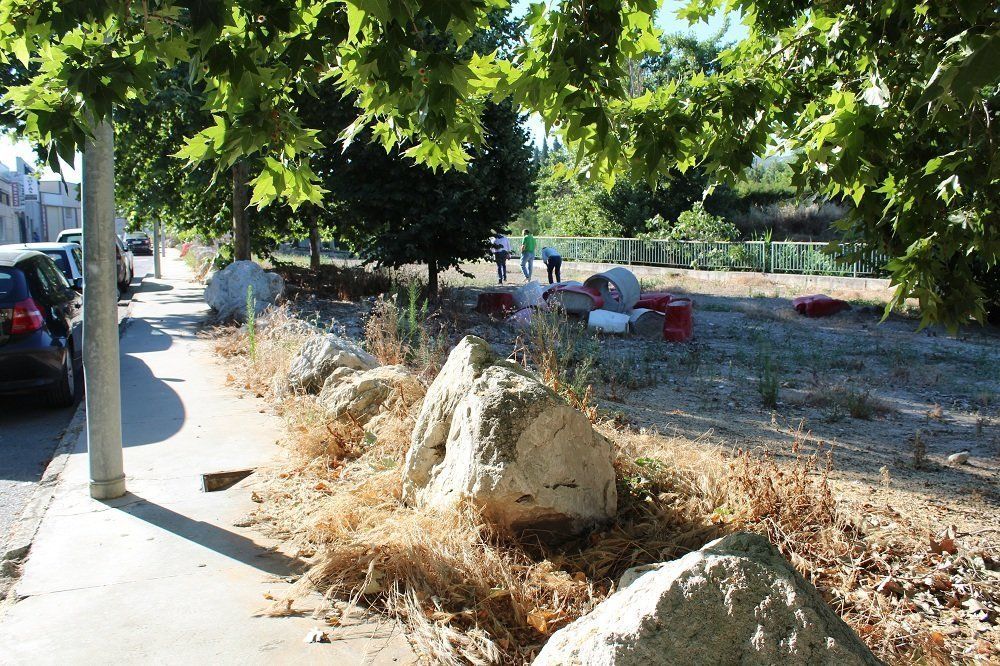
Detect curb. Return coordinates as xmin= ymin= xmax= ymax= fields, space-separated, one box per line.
xmin=1 ymin=281 xmax=138 ymax=565
xmin=1 ymin=405 xmax=85 ymax=564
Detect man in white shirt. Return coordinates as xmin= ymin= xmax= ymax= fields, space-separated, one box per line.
xmin=492 ymin=233 xmax=511 ymax=284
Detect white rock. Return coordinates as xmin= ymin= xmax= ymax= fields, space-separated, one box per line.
xmin=288 ymin=334 xmax=378 ymax=393
xmin=403 ymin=347 xmax=616 ymax=540
xmin=947 ymin=450 xmax=970 ymax=464
xmin=319 ymin=365 xmax=424 ymax=426
xmin=204 ymin=260 xmax=284 ymax=321
xmin=534 ymin=532 xmax=879 ymax=666
xmin=402 ymin=335 xmax=497 ymax=501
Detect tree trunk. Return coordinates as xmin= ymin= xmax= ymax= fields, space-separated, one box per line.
xmin=308 ymin=208 xmax=321 ymax=270
xmin=232 ymin=162 xmax=251 ymax=261
xmin=427 ymin=259 xmax=439 ymax=299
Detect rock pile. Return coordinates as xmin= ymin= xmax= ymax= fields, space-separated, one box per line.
xmin=402 ymin=335 xmax=617 ymax=541
xmin=287 ymin=334 xmax=379 ymax=393
xmin=534 ymin=532 xmax=879 ymax=665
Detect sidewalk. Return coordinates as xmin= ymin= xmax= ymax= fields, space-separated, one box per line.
xmin=0 ymin=251 xmax=414 ymax=665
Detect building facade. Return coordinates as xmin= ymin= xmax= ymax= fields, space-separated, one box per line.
xmin=38 ymin=179 xmax=81 ymax=241
xmin=0 ymin=173 xmax=16 ymax=243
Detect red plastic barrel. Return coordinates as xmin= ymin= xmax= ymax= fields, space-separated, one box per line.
xmin=476 ymin=292 xmax=515 ymax=315
xmin=662 ymin=298 xmax=693 ymax=342
xmin=636 ymin=292 xmax=673 ymax=312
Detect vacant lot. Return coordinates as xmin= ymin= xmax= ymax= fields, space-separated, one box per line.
xmin=248 ymin=253 xmax=999 ymax=662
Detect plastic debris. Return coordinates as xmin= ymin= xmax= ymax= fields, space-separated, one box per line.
xmin=792 ymin=294 xmax=850 ymax=317
xmin=513 ymin=280 xmax=544 ymax=309
xmin=587 ymin=309 xmax=630 ymax=334
xmin=663 ymin=298 xmax=694 ymax=342
xmin=636 ymin=291 xmax=673 ymax=312
xmin=304 ymin=628 xmax=330 ymax=643
xmin=476 ymin=292 xmax=515 ymax=316
xmin=546 ymin=285 xmax=604 ymax=315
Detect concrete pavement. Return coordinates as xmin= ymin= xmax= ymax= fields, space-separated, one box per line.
xmin=0 ymin=256 xmax=152 ymax=560
xmin=0 ymin=251 xmax=415 ymax=665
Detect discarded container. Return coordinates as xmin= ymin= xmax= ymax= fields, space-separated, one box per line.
xmin=180 ymin=242 xmax=193 ymax=258
xmin=588 ymin=309 xmax=630 ymax=334
xmin=507 ymin=307 xmax=535 ymax=329
xmin=629 ymin=308 xmax=666 ymax=338
xmin=476 ymin=292 xmax=515 ymax=316
xmin=583 ymin=267 xmax=641 ymax=313
xmin=792 ymin=294 xmax=850 ymax=318
xmin=513 ymin=280 xmax=544 ymax=309
xmin=636 ymin=291 xmax=673 ymax=312
xmin=662 ymin=298 xmax=693 ymax=342
xmin=547 ymin=285 xmax=604 ymax=315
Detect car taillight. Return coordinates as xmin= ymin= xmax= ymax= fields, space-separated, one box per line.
xmin=11 ymin=298 xmax=44 ymax=334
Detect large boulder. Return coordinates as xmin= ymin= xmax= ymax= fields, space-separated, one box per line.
xmin=319 ymin=364 xmax=424 ymax=426
xmin=402 ymin=336 xmax=497 ymax=500
xmin=204 ymin=260 xmax=284 ymax=321
xmin=288 ymin=334 xmax=379 ymax=393
xmin=534 ymin=532 xmax=879 ymax=666
xmin=402 ymin=337 xmax=616 ymax=540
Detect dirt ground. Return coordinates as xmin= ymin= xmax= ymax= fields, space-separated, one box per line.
xmin=281 ymin=255 xmax=1000 ymax=540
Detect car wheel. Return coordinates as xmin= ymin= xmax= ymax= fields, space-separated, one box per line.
xmin=47 ymin=349 xmax=76 ymax=408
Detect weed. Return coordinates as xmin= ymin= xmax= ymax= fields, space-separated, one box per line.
xmin=364 ymin=282 xmax=447 ymax=375
xmin=245 ymin=285 xmax=256 ymax=360
xmin=912 ymin=430 xmax=927 ymax=469
xmin=756 ymin=345 xmax=779 ymax=408
xmin=522 ymin=306 xmax=600 ymax=420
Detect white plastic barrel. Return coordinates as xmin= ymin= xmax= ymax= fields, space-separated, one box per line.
xmin=587 ymin=309 xmax=630 ymax=334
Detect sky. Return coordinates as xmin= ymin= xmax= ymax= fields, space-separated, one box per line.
xmin=0 ymin=1 xmax=743 ymax=178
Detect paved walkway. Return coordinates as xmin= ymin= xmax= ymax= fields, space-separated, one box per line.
xmin=0 ymin=251 xmax=414 ymax=665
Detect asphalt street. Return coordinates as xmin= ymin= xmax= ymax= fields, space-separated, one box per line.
xmin=0 ymin=255 xmax=153 ymax=556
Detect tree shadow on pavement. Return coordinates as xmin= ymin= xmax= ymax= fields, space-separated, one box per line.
xmin=110 ymin=492 xmax=304 ymax=576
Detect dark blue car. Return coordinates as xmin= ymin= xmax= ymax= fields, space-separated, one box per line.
xmin=0 ymin=249 xmax=83 ymax=407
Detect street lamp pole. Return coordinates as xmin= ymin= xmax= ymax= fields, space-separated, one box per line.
xmin=82 ymin=119 xmax=126 ymax=500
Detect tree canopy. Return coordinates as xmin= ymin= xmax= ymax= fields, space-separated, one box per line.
xmin=0 ymin=1 xmax=997 ymax=326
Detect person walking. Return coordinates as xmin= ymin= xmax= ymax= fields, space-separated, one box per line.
xmin=541 ymin=246 xmax=562 ymax=284
xmin=520 ymin=228 xmax=536 ymax=281
xmin=491 ymin=232 xmax=510 ymax=284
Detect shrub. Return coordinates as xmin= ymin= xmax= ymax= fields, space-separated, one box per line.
xmin=643 ymin=202 xmax=740 ymax=242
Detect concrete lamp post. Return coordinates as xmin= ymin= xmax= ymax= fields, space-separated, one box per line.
xmin=82 ymin=118 xmax=126 ymax=500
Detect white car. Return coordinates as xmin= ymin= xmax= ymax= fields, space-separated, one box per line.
xmin=0 ymin=242 xmax=84 ymax=291
xmin=57 ymin=227 xmax=134 ymax=291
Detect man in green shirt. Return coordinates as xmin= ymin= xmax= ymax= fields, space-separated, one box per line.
xmin=520 ymin=228 xmax=536 ymax=281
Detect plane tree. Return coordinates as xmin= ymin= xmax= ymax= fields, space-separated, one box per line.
xmin=0 ymin=0 xmax=997 ymax=325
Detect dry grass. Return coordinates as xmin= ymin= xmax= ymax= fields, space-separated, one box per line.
xmin=213 ymin=312 xmax=999 ymax=665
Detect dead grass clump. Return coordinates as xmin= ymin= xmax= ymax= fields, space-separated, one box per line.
xmin=212 ymin=305 xmax=312 ymax=400
xmin=364 ymin=284 xmax=449 ymax=377
xmin=806 ymin=383 xmax=893 ymax=420
xmin=250 ymin=414 xmax=600 ymax=664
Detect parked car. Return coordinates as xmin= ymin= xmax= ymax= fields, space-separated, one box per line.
xmin=0 ymin=243 xmax=84 ymax=290
xmin=123 ymin=231 xmax=152 ymax=255
xmin=0 ymin=249 xmax=83 ymax=407
xmin=56 ymin=228 xmax=133 ymax=292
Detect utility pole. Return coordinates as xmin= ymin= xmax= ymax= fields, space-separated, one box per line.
xmin=82 ymin=119 xmax=126 ymax=500
xmin=153 ymin=218 xmax=162 ymax=279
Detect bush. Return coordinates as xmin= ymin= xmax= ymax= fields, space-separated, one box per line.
xmin=643 ymin=202 xmax=740 ymax=242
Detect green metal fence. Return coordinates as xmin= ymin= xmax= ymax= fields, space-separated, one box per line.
xmin=512 ymin=236 xmax=886 ymax=277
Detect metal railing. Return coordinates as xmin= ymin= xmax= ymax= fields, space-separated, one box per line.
xmin=512 ymin=236 xmax=886 ymax=277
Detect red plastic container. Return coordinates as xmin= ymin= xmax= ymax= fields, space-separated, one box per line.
xmin=636 ymin=291 xmax=673 ymax=312
xmin=662 ymin=298 xmax=693 ymax=342
xmin=476 ymin=292 xmax=515 ymax=316
xmin=792 ymin=294 xmax=850 ymax=317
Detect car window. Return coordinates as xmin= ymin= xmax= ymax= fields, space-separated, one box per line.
xmin=61 ymin=233 xmax=83 ymax=246
xmin=33 ymin=257 xmax=71 ymax=303
xmin=0 ymin=269 xmax=23 ymax=301
xmin=42 ymin=251 xmax=71 ymax=278
xmin=24 ymin=259 xmax=55 ymax=303
xmin=72 ymin=247 xmax=83 ymax=274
